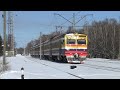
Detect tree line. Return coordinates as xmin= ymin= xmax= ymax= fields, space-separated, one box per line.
xmin=85 ymin=18 xmax=120 ymax=59
xmin=0 ymin=34 xmax=17 ymax=56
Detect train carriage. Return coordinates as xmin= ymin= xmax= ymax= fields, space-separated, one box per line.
xmin=30 ymin=33 xmax=88 ymax=63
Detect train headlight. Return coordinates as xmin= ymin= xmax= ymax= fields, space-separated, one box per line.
xmin=66 ymin=48 xmax=70 ymax=51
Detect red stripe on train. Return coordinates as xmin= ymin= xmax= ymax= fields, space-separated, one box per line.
xmin=65 ymin=50 xmax=88 ymax=56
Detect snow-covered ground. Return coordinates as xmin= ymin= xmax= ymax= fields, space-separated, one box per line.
xmin=1 ymin=54 xmax=120 ymax=79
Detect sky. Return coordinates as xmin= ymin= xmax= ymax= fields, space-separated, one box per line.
xmin=0 ymin=11 xmax=120 ymax=48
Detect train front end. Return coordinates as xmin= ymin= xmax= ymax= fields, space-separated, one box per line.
xmin=64 ymin=33 xmax=88 ymax=63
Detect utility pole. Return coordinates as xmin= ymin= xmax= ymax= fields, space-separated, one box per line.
xmin=72 ymin=13 xmax=75 ymax=31
xmin=118 ymin=17 xmax=120 ymax=59
xmin=3 ymin=11 xmax=6 ymax=65
xmin=16 ymin=48 xmax=17 ymax=55
xmin=39 ymin=32 xmax=42 ymax=60
xmin=24 ymin=45 xmax=25 ymax=56
xmin=8 ymin=11 xmax=14 ymax=56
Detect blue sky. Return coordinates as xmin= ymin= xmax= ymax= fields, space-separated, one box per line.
xmin=0 ymin=11 xmax=120 ymax=48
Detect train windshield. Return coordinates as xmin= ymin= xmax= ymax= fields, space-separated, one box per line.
xmin=67 ymin=39 xmax=75 ymax=44
xmin=77 ymin=39 xmax=86 ymax=44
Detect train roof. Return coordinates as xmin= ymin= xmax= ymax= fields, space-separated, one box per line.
xmin=66 ymin=33 xmax=87 ymax=36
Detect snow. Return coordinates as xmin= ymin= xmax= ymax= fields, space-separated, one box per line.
xmin=1 ymin=54 xmax=120 ymax=79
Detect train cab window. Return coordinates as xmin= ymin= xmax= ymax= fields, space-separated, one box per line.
xmin=77 ymin=39 xmax=86 ymax=44
xmin=67 ymin=39 xmax=75 ymax=44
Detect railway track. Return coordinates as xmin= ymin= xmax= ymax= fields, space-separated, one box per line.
xmin=25 ymin=57 xmax=84 ymax=79
xmin=87 ymin=58 xmax=120 ymax=64
xmin=37 ymin=58 xmax=120 ymax=73
xmin=82 ymin=63 xmax=120 ymax=72
xmin=40 ymin=63 xmax=84 ymax=79
xmin=26 ymin=57 xmax=120 ymax=78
